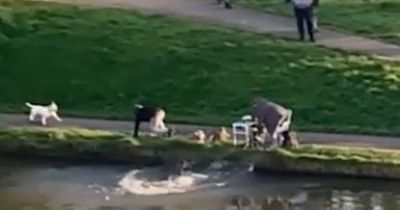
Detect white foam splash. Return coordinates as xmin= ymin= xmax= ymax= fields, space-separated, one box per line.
xmin=88 ymin=161 xmax=250 ymax=196
xmin=117 ymin=169 xmax=217 ymax=195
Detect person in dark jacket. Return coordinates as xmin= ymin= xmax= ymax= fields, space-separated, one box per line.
xmin=251 ymin=97 xmax=293 ymax=147
xmin=292 ymin=0 xmax=315 ymax=42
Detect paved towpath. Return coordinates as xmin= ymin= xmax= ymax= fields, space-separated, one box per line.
xmin=39 ymin=0 xmax=400 ymax=61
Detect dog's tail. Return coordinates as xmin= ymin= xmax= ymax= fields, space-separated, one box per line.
xmin=25 ymin=102 xmax=34 ymax=108
xmin=134 ymin=104 xmax=144 ymax=109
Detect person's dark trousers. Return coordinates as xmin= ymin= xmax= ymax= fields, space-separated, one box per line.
xmin=224 ymin=0 xmax=232 ymax=9
xmin=217 ymin=0 xmax=232 ymax=9
xmin=294 ymin=6 xmax=315 ymax=42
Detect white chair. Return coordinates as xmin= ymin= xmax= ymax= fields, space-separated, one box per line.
xmin=232 ymin=121 xmax=253 ymax=146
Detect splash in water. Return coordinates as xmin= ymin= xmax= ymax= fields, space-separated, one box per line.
xmin=117 ymin=169 xmax=217 ymax=195
xmin=115 ymin=161 xmax=248 ymax=196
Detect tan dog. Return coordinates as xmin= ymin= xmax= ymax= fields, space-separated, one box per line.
xmin=191 ymin=127 xmax=232 ymax=144
xmin=214 ymin=127 xmax=231 ymax=142
xmin=207 ymin=127 xmax=232 ymax=144
xmin=191 ymin=130 xmax=207 ymax=144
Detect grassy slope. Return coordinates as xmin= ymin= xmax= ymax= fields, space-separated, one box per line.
xmin=2 ymin=2 xmax=400 ymax=134
xmin=0 ymin=126 xmax=234 ymax=160
xmin=2 ymin=126 xmax=400 ymax=166
xmin=237 ymin=0 xmax=400 ymax=44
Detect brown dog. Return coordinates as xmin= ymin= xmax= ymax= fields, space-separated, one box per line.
xmin=191 ymin=130 xmax=207 ymax=144
xmin=207 ymin=127 xmax=232 ymax=144
xmin=191 ymin=127 xmax=231 ymax=144
xmin=214 ymin=127 xmax=231 ymax=142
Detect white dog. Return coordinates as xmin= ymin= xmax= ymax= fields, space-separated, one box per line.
xmin=26 ymin=102 xmax=62 ymax=126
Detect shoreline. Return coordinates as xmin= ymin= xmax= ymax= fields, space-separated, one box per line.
xmin=2 ymin=126 xmax=400 ymax=180
xmin=3 ymin=113 xmax=400 ymax=150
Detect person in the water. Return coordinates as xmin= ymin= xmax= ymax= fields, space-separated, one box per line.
xmin=180 ymin=160 xmax=192 ymax=174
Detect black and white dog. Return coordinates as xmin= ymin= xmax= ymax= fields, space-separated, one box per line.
xmin=133 ymin=104 xmax=172 ymax=138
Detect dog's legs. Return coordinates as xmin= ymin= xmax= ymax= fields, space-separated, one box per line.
xmin=153 ymin=111 xmax=168 ymax=133
xmin=156 ymin=120 xmax=168 ymax=132
xmin=52 ymin=113 xmax=62 ymax=122
xmin=281 ymin=131 xmax=291 ymax=148
xmin=29 ymin=112 xmax=35 ymax=122
xmin=155 ymin=120 xmax=168 ymax=133
xmin=41 ymin=116 xmax=47 ymax=126
xmin=149 ymin=118 xmax=157 ymax=133
xmin=133 ymin=119 xmax=141 ymax=137
xmin=149 ymin=112 xmax=168 ymax=133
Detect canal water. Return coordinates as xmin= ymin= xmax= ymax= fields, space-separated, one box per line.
xmin=1 ymin=157 xmax=400 ymax=210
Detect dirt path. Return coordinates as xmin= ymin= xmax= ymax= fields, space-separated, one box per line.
xmin=38 ymin=0 xmax=400 ymax=61
xmin=2 ymin=113 xmax=400 ymax=150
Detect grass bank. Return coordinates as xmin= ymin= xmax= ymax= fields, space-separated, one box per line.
xmin=0 ymin=126 xmax=238 ymax=163
xmin=237 ymin=0 xmax=400 ymax=44
xmin=3 ymin=126 xmax=400 ymax=179
xmin=2 ymin=2 xmax=400 ymax=134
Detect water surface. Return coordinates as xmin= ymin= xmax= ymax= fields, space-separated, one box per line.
xmin=1 ymin=157 xmax=400 ymax=210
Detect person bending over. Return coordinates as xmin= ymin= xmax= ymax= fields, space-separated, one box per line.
xmin=251 ymin=97 xmax=293 ymax=148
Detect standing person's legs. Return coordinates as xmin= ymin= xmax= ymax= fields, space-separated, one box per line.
xmin=224 ymin=0 xmax=232 ymax=9
xmin=304 ymin=7 xmax=315 ymax=42
xmin=294 ymin=7 xmax=305 ymax=40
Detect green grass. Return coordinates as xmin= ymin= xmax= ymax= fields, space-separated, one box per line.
xmin=0 ymin=126 xmax=140 ymax=157
xmin=0 ymin=126 xmax=128 ymax=140
xmin=2 ymin=126 xmax=400 ymax=166
xmin=286 ymin=144 xmax=400 ymax=165
xmin=237 ymin=0 xmax=400 ymax=44
xmin=0 ymin=124 xmax=400 ymax=165
xmin=3 ymin=2 xmax=400 ymax=134
xmin=0 ymin=126 xmax=241 ymax=162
